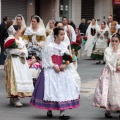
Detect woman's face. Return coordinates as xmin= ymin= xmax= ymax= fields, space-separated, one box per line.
xmin=31 ymin=18 xmax=38 ymax=28
xmin=55 ymin=30 xmax=65 ymax=42
xmin=49 ymin=21 xmax=54 ymax=29
xmin=101 ymin=22 xmax=105 ymax=29
xmin=111 ymin=37 xmax=120 ymax=47
xmin=92 ymin=19 xmax=95 ymax=25
xmin=16 ymin=17 xmax=22 ymax=26
xmin=75 ymin=29 xmax=79 ymax=34
xmin=57 ymin=23 xmax=63 ymax=28
xmin=31 ymin=56 xmax=37 ymax=63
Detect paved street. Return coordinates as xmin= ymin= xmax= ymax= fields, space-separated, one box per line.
xmin=0 ymin=57 xmax=119 ymax=120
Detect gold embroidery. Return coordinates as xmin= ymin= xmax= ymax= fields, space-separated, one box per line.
xmin=28 ymin=35 xmax=33 ymax=42
xmin=23 ymin=35 xmax=45 ymax=42
xmin=22 ymin=35 xmax=29 ymax=40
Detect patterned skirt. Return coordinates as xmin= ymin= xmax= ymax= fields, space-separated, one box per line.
xmin=93 ymin=66 xmax=120 ymax=111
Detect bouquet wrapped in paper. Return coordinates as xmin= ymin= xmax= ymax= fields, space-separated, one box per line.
xmin=4 ymin=39 xmax=18 ymax=49
xmin=62 ymin=53 xmax=73 ymax=65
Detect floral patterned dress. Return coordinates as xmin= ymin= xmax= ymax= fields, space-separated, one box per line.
xmin=93 ymin=46 xmax=120 ymax=111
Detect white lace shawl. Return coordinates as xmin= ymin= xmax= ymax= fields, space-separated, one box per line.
xmin=45 ymin=30 xmax=71 ymax=54
xmin=104 ymin=45 xmax=120 ymax=72
xmin=42 ymin=42 xmax=69 ymax=69
xmin=24 ymin=27 xmax=45 ymax=47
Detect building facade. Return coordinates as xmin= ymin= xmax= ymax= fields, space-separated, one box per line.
xmin=0 ymin=0 xmax=119 ymax=27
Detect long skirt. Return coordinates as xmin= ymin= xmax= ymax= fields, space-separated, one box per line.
xmin=5 ymin=58 xmax=32 ymax=98
xmin=30 ymin=70 xmax=80 ymax=110
xmin=93 ymin=66 xmax=120 ymax=111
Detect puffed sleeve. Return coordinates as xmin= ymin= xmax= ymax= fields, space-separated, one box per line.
xmin=23 ymin=27 xmax=30 ymax=45
xmin=104 ymin=47 xmax=118 ymax=71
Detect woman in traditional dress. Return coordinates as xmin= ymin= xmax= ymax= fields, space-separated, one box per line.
xmin=46 ymin=20 xmax=55 ymax=36
xmin=23 ymin=15 xmax=46 ymax=47
xmin=30 ymin=28 xmax=80 ymax=119
xmin=8 ymin=14 xmax=26 ymax=37
xmin=93 ymin=33 xmax=120 ymax=118
xmin=45 ymin=22 xmax=81 ymax=86
xmin=85 ymin=19 xmax=99 ymax=57
xmin=23 ymin=15 xmax=46 ymax=59
xmin=4 ymin=25 xmax=34 ymax=107
xmin=74 ymin=28 xmax=82 ymax=58
xmin=91 ymin=21 xmax=110 ymax=64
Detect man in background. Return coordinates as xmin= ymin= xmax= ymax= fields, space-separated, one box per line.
xmin=0 ymin=16 xmax=9 ymax=64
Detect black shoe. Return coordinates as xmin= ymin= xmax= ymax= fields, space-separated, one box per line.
xmin=105 ymin=113 xmax=112 ymax=118
xmin=59 ymin=115 xmax=70 ymax=119
xmin=102 ymin=61 xmax=106 ymax=64
xmin=47 ymin=111 xmax=53 ymax=117
xmin=96 ymin=61 xmax=101 ymax=64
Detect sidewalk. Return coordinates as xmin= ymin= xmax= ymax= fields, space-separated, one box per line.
xmin=0 ymin=65 xmax=4 ymax=69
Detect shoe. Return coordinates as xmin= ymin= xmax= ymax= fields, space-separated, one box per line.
xmin=10 ymin=98 xmax=15 ymax=105
xmin=59 ymin=115 xmax=70 ymax=119
xmin=47 ymin=111 xmax=53 ymax=117
xmin=102 ymin=61 xmax=106 ymax=64
xmin=105 ymin=113 xmax=112 ymax=118
xmin=14 ymin=98 xmax=23 ymax=107
xmin=96 ymin=61 xmax=101 ymax=64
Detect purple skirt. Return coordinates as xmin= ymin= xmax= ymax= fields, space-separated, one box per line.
xmin=30 ymin=69 xmax=80 ymax=110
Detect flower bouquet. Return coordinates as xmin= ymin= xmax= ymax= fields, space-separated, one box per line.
xmin=4 ymin=39 xmax=18 ymax=49
xmin=83 ymin=36 xmax=87 ymax=41
xmin=71 ymin=42 xmax=81 ymax=52
xmin=62 ymin=53 xmax=73 ymax=65
xmin=107 ymin=39 xmax=110 ymax=43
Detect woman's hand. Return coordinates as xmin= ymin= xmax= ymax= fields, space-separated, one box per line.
xmin=59 ymin=64 xmax=67 ymax=71
xmin=53 ymin=65 xmax=60 ymax=73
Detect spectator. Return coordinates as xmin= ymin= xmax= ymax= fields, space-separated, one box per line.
xmin=0 ymin=16 xmax=9 ymax=64
xmin=69 ymin=19 xmax=76 ymax=30
xmin=79 ymin=18 xmax=87 ymax=35
xmin=86 ymin=20 xmax=91 ymax=29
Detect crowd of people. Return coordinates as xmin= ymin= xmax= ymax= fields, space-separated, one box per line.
xmin=0 ymin=14 xmax=120 ymax=119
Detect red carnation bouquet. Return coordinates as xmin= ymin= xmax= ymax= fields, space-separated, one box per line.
xmin=71 ymin=42 xmax=81 ymax=52
xmin=62 ymin=53 xmax=73 ymax=65
xmin=83 ymin=36 xmax=87 ymax=41
xmin=4 ymin=39 xmax=18 ymax=49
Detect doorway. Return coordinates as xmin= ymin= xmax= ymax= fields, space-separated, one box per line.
xmin=113 ymin=5 xmax=120 ymax=23
xmin=35 ymin=0 xmax=40 ymax=16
